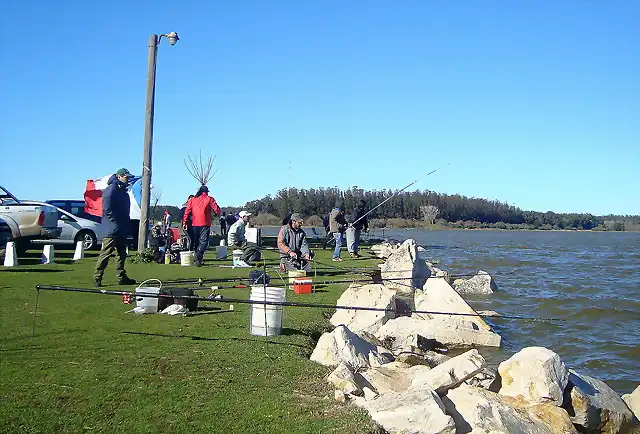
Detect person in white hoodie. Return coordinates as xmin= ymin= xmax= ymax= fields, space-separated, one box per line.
xmin=227 ymin=211 xmax=261 ymax=265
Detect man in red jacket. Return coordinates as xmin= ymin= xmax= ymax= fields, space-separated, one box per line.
xmin=182 ymin=186 xmax=221 ymax=266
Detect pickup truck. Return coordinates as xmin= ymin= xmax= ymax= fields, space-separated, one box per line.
xmin=0 ymin=185 xmax=61 ymax=257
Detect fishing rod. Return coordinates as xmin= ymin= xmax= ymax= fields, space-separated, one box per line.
xmin=33 ymin=285 xmax=564 ymax=322
xmin=350 ymin=163 xmax=450 ymax=228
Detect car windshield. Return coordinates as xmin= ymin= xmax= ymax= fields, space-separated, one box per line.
xmin=0 ymin=195 xmax=19 ymax=206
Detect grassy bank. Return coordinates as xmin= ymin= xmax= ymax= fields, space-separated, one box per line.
xmin=0 ymin=243 xmax=383 ymax=433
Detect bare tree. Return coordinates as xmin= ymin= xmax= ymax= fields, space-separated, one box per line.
xmin=420 ymin=204 xmax=439 ymax=225
xmin=151 ymin=187 xmax=163 ymax=221
xmin=184 ymin=151 xmax=218 ymax=186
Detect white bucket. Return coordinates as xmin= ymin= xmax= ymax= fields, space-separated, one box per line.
xmin=249 ymin=286 xmax=286 ymax=336
xmin=180 ymin=251 xmax=194 ymax=266
xmin=232 ymin=249 xmax=243 ymax=266
xmin=135 ymin=279 xmax=162 ymax=313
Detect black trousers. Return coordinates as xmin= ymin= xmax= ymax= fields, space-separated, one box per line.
xmin=192 ymin=226 xmax=211 ymax=262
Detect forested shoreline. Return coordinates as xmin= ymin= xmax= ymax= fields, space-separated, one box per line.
xmin=153 ymin=187 xmax=639 ymax=231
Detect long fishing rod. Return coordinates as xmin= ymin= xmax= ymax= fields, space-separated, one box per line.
xmin=33 ymin=285 xmax=564 ymax=322
xmin=350 ymin=163 xmax=450 ymax=228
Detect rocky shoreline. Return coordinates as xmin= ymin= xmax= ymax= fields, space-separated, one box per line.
xmin=309 ymin=239 xmax=640 ymax=433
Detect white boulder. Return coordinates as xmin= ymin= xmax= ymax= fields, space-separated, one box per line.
xmin=310 ymin=325 xmax=394 ymax=370
xmin=380 ymin=239 xmax=431 ymax=297
xmin=329 ymin=283 xmax=395 ymax=335
xmin=362 ymin=385 xmax=456 ymax=434
xmin=497 ymin=347 xmax=569 ymax=406
xmin=563 ymin=370 xmax=634 ymax=433
xmin=452 ymin=270 xmax=497 ymax=295
xmin=444 ymin=384 xmax=578 ymax=433
xmin=370 ymin=241 xmax=399 ymax=259
xmin=326 ymin=363 xmax=361 ymax=396
xmin=354 ymin=361 xmax=432 ymax=395
xmin=411 ymin=349 xmax=485 ymax=395
xmin=622 ymin=384 xmax=640 ymax=420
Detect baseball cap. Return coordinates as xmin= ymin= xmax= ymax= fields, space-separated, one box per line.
xmin=116 ymin=168 xmax=133 ymax=178
xmin=239 ymin=211 xmax=252 ymax=218
xmin=290 ymin=212 xmax=304 ymax=222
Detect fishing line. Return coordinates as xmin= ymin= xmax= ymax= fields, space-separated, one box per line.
xmin=33 ymin=285 xmax=564 ymax=322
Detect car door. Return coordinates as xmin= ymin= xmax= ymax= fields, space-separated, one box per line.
xmin=58 ymin=211 xmax=81 ymax=243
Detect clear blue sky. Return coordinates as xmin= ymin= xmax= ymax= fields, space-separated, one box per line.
xmin=2 ymin=1 xmax=638 ymax=215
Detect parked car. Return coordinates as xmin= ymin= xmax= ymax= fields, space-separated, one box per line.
xmin=26 ymin=202 xmax=107 ymax=250
xmin=0 ymin=186 xmax=61 ymax=256
xmin=46 ymin=200 xmax=101 ymax=223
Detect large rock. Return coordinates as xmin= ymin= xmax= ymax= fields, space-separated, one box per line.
xmin=444 ymin=384 xmax=578 ymax=433
xmin=356 ymin=385 xmax=456 ymax=433
xmin=622 ymin=385 xmax=640 ymax=420
xmin=380 ymin=239 xmax=431 ymax=308
xmin=452 ymin=270 xmax=497 ymax=295
xmin=329 ymin=283 xmax=395 ymax=335
xmin=326 ymin=362 xmax=361 ymax=396
xmin=563 ymin=370 xmax=634 ymax=433
xmin=310 ymin=325 xmax=394 ymax=370
xmin=411 ymin=349 xmax=485 ymax=395
xmin=413 ymin=278 xmax=502 ymax=347
xmin=370 ymin=241 xmax=399 ymax=259
xmin=497 ymin=347 xmax=569 ymax=406
xmin=354 ymin=361 xmax=431 ymax=395
xmin=375 ymin=315 xmax=501 ymax=350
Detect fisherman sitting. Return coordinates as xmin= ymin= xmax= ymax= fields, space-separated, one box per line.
xmin=278 ymin=213 xmax=314 ymax=272
xmin=227 ymin=211 xmax=261 ymax=266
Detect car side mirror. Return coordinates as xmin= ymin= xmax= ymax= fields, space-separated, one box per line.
xmin=60 ymin=214 xmax=69 ymax=221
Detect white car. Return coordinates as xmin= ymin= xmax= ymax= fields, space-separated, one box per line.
xmin=27 ymin=202 xmax=106 ymax=250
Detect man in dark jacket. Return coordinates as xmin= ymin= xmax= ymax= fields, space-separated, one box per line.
xmin=329 ymin=201 xmax=348 ymax=261
xmin=93 ymin=168 xmax=136 ymax=287
xmin=346 ymin=199 xmax=369 ymax=258
xmin=277 ymin=213 xmax=314 ymax=272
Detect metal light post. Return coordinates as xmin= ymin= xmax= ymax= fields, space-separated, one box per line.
xmin=137 ymin=31 xmax=179 ymax=252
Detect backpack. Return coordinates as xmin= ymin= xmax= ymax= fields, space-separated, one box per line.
xmin=158 ymin=288 xmax=198 ymax=312
xmin=249 ymin=270 xmax=270 ymax=285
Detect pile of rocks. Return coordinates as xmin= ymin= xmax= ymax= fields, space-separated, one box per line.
xmin=308 ymin=239 xmax=639 ymax=433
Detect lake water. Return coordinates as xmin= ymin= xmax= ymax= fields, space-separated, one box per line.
xmin=265 ymin=227 xmax=639 ymax=394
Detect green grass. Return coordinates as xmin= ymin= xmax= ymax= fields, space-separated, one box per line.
xmin=0 ymin=241 xmax=384 ymax=433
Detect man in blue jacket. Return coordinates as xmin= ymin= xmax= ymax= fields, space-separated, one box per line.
xmin=93 ymin=168 xmax=136 ymax=287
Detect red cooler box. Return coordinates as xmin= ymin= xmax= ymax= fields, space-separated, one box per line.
xmin=293 ymin=278 xmax=313 ymax=294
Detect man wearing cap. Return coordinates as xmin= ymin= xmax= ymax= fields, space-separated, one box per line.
xmin=93 ymin=168 xmax=136 ymax=287
xmin=329 ymin=201 xmax=348 ymax=261
xmin=228 ymin=211 xmax=261 ymax=265
xmin=278 ymin=213 xmax=314 ymax=272
xmin=182 ymin=185 xmax=221 ymax=266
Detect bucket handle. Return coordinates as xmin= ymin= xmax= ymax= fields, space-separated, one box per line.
xmin=135 ymin=278 xmax=163 ymax=294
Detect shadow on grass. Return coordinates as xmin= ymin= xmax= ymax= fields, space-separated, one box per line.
xmin=122 ymin=330 xmax=309 ymax=349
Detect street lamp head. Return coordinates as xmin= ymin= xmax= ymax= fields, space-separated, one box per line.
xmin=166 ymin=31 xmax=179 ymax=46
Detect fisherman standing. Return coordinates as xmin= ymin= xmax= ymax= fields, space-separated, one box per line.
xmin=329 ymin=201 xmax=348 ymax=261
xmin=278 ymin=213 xmax=314 ymax=271
xmin=346 ymin=199 xmax=369 ymax=258
xmin=182 ymin=186 xmax=221 ymax=267
xmin=93 ymin=168 xmax=136 ymax=287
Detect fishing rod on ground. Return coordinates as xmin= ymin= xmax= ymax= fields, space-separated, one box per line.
xmin=33 ymin=285 xmax=565 ymax=323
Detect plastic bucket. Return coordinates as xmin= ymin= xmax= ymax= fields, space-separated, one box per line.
xmin=135 ymin=279 xmax=162 ymax=313
xmin=249 ymin=286 xmax=286 ymax=336
xmin=288 ymin=270 xmax=306 ymax=284
xmin=232 ymin=250 xmax=243 ymax=266
xmin=180 ymin=251 xmax=194 ymax=266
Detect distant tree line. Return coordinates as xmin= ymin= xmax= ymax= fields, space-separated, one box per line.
xmin=240 ymin=187 xmax=636 ymax=231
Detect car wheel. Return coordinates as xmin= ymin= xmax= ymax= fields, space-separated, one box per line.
xmin=76 ymin=230 xmax=98 ymax=250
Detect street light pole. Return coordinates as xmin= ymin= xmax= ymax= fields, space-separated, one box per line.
xmin=137 ymin=32 xmax=179 ymax=252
